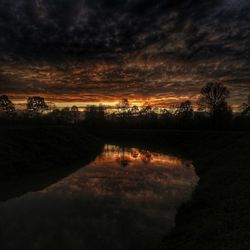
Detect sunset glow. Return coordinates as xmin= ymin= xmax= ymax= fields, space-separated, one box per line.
xmin=0 ymin=1 xmax=249 ymax=108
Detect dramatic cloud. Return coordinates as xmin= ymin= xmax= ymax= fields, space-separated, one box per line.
xmin=0 ymin=0 xmax=249 ymax=107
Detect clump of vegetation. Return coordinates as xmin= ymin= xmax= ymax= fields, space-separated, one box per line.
xmin=0 ymin=95 xmax=15 ymax=112
xmin=0 ymin=83 xmax=249 ymax=130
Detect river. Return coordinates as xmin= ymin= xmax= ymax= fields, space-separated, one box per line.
xmin=0 ymin=144 xmax=198 ymax=250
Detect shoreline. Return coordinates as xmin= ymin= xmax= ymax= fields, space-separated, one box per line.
xmin=93 ymin=129 xmax=250 ymax=250
xmin=0 ymin=126 xmax=104 ymax=201
xmin=1 ymin=127 xmax=249 ymax=249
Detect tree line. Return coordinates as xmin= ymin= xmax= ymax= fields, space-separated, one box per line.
xmin=0 ymin=82 xmax=250 ymax=130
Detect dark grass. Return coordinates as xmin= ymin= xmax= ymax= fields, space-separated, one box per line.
xmin=93 ymin=129 xmax=250 ymax=250
xmin=0 ymin=126 xmax=104 ymax=201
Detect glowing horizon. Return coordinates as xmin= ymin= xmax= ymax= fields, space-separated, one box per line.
xmin=0 ymin=1 xmax=249 ymax=111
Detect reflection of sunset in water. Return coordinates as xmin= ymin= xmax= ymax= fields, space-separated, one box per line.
xmin=0 ymin=145 xmax=198 ymax=250
xmin=43 ymin=144 xmax=198 ymax=206
xmin=98 ymin=144 xmax=191 ymax=168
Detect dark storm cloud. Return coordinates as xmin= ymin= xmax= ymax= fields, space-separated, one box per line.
xmin=1 ymin=0 xmax=249 ymax=60
xmin=0 ymin=0 xmax=250 ymax=107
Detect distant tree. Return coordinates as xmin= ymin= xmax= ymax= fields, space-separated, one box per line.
xmin=117 ymin=98 xmax=130 ymax=115
xmin=0 ymin=95 xmax=15 ymax=112
xmin=47 ymin=102 xmax=57 ymax=111
xmin=27 ymin=96 xmax=48 ymax=112
xmin=48 ymin=108 xmax=61 ymax=122
xmin=198 ymin=82 xmax=232 ymax=127
xmin=140 ymin=102 xmax=152 ymax=116
xmin=59 ymin=107 xmax=71 ymax=122
xmin=84 ymin=105 xmax=106 ymax=126
xmin=71 ymin=106 xmax=80 ymax=123
xmin=117 ymin=98 xmax=130 ymax=120
xmin=130 ymin=105 xmax=139 ymax=116
xmin=214 ymin=101 xmax=232 ymax=120
xmin=160 ymin=109 xmax=172 ymax=117
xmin=157 ymin=109 xmax=174 ymax=128
xmin=240 ymin=95 xmax=250 ymax=116
xmin=71 ymin=105 xmax=79 ymax=112
xmin=175 ymin=100 xmax=193 ymax=119
xmin=234 ymin=95 xmax=250 ymax=129
xmin=118 ymin=98 xmax=129 ymax=110
xmin=138 ymin=102 xmax=158 ymax=128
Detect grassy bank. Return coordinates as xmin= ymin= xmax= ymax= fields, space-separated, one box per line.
xmin=0 ymin=126 xmax=104 ymax=200
xmin=93 ymin=129 xmax=250 ymax=250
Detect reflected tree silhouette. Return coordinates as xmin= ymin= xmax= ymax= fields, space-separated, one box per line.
xmin=131 ymin=149 xmax=140 ymax=159
xmin=140 ymin=150 xmax=153 ymax=164
xmin=116 ymin=147 xmax=131 ymax=167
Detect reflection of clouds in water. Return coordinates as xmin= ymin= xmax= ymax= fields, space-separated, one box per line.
xmin=0 ymin=193 xmax=174 ymax=250
xmin=0 ymin=145 xmax=198 ymax=250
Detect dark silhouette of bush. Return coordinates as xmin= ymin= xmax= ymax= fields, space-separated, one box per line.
xmin=27 ymin=96 xmax=48 ymax=112
xmin=84 ymin=105 xmax=106 ymax=127
xmin=0 ymin=95 xmax=15 ymax=112
xmin=233 ymin=95 xmax=250 ymax=130
xmin=175 ymin=101 xmax=194 ymax=128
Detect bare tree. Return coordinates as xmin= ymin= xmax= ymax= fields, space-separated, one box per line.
xmin=198 ymin=82 xmax=232 ymax=127
xmin=0 ymin=95 xmax=15 ymax=112
xmin=198 ymin=82 xmax=230 ymax=115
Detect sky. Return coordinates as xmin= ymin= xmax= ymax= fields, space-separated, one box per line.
xmin=0 ymin=0 xmax=250 ymax=109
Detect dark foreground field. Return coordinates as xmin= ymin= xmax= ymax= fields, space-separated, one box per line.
xmin=0 ymin=127 xmax=249 ymax=249
xmin=94 ymin=129 xmax=250 ymax=250
xmin=0 ymin=126 xmax=103 ymax=200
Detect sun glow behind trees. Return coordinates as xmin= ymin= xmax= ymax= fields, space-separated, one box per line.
xmin=0 ymin=83 xmax=250 ymax=130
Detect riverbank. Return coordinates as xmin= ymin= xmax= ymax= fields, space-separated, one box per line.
xmin=93 ymin=129 xmax=250 ymax=250
xmin=0 ymin=126 xmax=104 ymax=200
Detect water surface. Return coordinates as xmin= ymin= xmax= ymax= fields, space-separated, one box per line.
xmin=0 ymin=144 xmax=198 ymax=250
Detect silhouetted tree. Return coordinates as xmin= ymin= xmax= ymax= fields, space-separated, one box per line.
xmin=140 ymin=102 xmax=152 ymax=116
xmin=213 ymin=101 xmax=232 ymax=125
xmin=0 ymin=95 xmax=15 ymax=112
xmin=71 ymin=105 xmax=79 ymax=112
xmin=84 ymin=105 xmax=106 ymax=127
xmin=71 ymin=106 xmax=80 ymax=124
xmin=140 ymin=150 xmax=152 ymax=164
xmin=234 ymin=95 xmax=250 ymax=130
xmin=27 ymin=96 xmax=48 ymax=112
xmin=117 ymin=98 xmax=130 ymax=119
xmin=59 ymin=107 xmax=71 ymax=122
xmin=175 ymin=101 xmax=193 ymax=120
xmin=198 ymin=82 xmax=232 ymax=127
xmin=159 ymin=109 xmax=174 ymax=128
xmin=241 ymin=95 xmax=250 ymax=116
xmin=47 ymin=108 xmax=61 ymax=122
xmin=130 ymin=105 xmax=139 ymax=116
xmin=199 ymin=82 xmax=230 ymax=113
xmin=118 ymin=98 xmax=129 ymax=111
